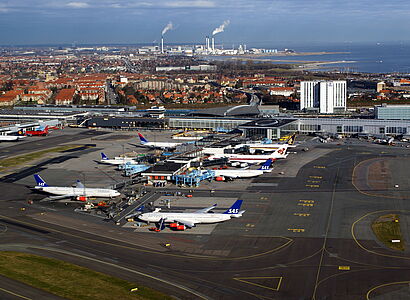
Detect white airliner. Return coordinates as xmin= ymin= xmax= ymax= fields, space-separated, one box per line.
xmin=0 ymin=130 xmax=26 ymax=142
xmin=33 ymin=174 xmax=121 ymax=201
xmin=241 ymin=134 xmax=297 ymax=153
xmin=212 ymin=159 xmax=273 ymax=178
xmin=99 ymin=153 xmax=137 ymax=165
xmin=0 ymin=135 xmax=26 ymax=142
xmin=138 ymin=133 xmax=182 ymax=149
xmin=138 ymin=200 xmax=245 ymax=231
xmin=210 ymin=147 xmax=287 ymax=163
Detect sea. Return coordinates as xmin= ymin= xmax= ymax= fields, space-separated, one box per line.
xmin=217 ymin=42 xmax=410 ymax=74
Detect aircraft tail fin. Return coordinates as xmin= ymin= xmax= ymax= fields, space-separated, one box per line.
xmin=223 ymin=200 xmax=243 ymax=215
xmin=76 ymin=180 xmax=85 ymax=189
xmin=101 ymin=152 xmax=109 ymax=160
xmin=138 ymin=133 xmax=148 ymax=144
xmin=286 ymin=133 xmax=296 ymax=145
xmin=34 ymin=174 xmax=48 ymax=187
xmin=258 ymin=159 xmax=273 ymax=171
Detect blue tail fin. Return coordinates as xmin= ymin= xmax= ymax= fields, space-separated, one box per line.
xmin=258 ymin=159 xmax=273 ymax=171
xmin=223 ymin=200 xmax=243 ymax=214
xmin=138 ymin=133 xmax=148 ymax=144
xmin=34 ymin=174 xmax=48 ymax=187
xmin=101 ymin=152 xmax=109 ymax=160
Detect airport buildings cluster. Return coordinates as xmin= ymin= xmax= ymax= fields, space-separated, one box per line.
xmin=3 ymin=45 xmax=410 ymax=300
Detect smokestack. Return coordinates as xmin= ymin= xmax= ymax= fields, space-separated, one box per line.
xmin=205 ymin=36 xmax=209 ymax=51
xmin=161 ymin=36 xmax=164 ymax=54
xmin=212 ymin=37 xmax=215 ymax=53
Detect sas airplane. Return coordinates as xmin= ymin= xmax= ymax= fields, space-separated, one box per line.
xmin=138 ymin=200 xmax=245 ymax=231
xmin=212 ymin=159 xmax=273 ymax=179
xmin=33 ymin=174 xmax=120 ymax=202
xmin=138 ymin=133 xmax=182 ymax=149
xmin=99 ymin=153 xmax=137 ymax=165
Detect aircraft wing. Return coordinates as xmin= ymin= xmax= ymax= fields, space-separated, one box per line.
xmin=194 ymin=204 xmax=217 ymax=213
xmin=173 ymin=218 xmax=197 ymax=228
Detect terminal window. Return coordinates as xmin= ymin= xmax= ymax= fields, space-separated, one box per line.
xmin=344 ymin=126 xmax=363 ymax=133
xmin=386 ymin=127 xmax=407 ymax=134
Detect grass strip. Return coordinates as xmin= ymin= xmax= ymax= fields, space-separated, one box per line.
xmin=0 ymin=145 xmax=81 ymax=171
xmin=371 ymin=214 xmax=405 ymax=251
xmin=0 ymin=251 xmax=172 ymax=300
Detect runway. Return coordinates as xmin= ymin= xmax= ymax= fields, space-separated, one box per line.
xmin=1 ymin=143 xmax=410 ymax=299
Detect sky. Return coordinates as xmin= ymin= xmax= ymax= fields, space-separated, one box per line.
xmin=1 ymin=0 xmax=410 ymax=46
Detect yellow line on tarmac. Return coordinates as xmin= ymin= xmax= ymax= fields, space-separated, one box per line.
xmin=233 ymin=276 xmax=283 ymax=291
xmin=0 ymin=287 xmax=32 ymax=300
xmin=311 ymin=167 xmax=340 ymax=300
xmin=366 ymin=281 xmax=410 ymax=299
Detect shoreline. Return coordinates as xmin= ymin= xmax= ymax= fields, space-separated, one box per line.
xmin=230 ymin=51 xmax=349 ymax=58
xmin=224 ymin=56 xmax=356 ymax=68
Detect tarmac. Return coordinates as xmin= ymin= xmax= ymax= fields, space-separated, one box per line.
xmin=1 ymin=130 xmax=410 ymax=299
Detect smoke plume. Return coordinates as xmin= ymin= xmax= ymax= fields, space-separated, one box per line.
xmin=212 ymin=20 xmax=230 ymax=36
xmin=162 ymin=22 xmax=174 ymax=36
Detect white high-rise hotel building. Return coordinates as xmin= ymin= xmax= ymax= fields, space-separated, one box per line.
xmin=300 ymin=80 xmax=347 ymax=114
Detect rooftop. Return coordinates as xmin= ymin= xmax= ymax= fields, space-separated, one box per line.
xmin=238 ymin=118 xmax=297 ymax=129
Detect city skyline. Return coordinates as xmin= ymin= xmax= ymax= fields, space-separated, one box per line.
xmin=1 ymin=0 xmax=410 ymax=45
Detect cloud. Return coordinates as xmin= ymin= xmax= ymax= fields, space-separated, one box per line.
xmin=164 ymin=1 xmax=216 ymax=8
xmin=66 ymin=2 xmax=90 ymax=8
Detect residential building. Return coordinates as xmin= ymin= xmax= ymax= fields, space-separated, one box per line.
xmin=55 ymin=89 xmax=76 ymax=105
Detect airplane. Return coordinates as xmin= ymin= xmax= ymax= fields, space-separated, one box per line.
xmin=140 ymin=200 xmax=245 ymax=231
xmin=138 ymin=133 xmax=182 ymax=149
xmin=374 ymin=137 xmax=394 ymax=145
xmin=0 ymin=132 xmax=26 ymax=142
xmin=209 ymin=147 xmax=288 ymax=163
xmin=25 ymin=125 xmax=49 ymax=137
xmin=242 ymin=133 xmax=297 ymax=153
xmin=212 ymin=159 xmax=273 ymax=179
xmin=138 ymin=200 xmax=245 ymax=231
xmin=33 ymin=174 xmax=121 ymax=201
xmin=99 ymin=153 xmax=137 ymax=165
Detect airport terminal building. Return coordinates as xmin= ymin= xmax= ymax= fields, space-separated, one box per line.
xmin=168 ymin=116 xmax=410 ymax=138
xmin=2 ymin=104 xmax=410 ymax=139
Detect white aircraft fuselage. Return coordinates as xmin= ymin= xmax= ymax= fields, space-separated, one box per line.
xmin=211 ymin=153 xmax=286 ymax=163
xmin=142 ymin=141 xmax=180 ymax=149
xmin=100 ymin=158 xmax=136 ymax=165
xmin=213 ymin=169 xmax=264 ymax=178
xmin=139 ymin=212 xmax=236 ymax=224
xmin=35 ymin=186 xmax=120 ymax=198
xmin=0 ymin=135 xmax=26 ymax=141
xmin=244 ymin=143 xmax=292 ymax=152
